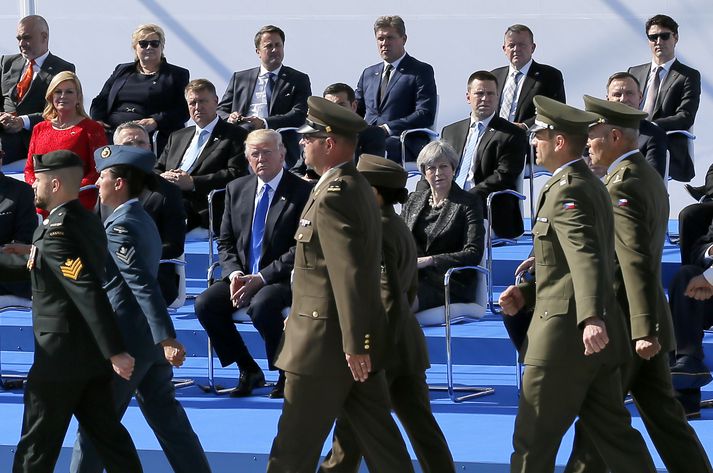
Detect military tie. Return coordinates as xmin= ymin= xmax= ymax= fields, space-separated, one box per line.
xmin=499 ymin=70 xmax=523 ymax=121
xmin=642 ymin=65 xmax=661 ymax=119
xmin=265 ymin=72 xmax=276 ymax=110
xmin=379 ymin=64 xmax=393 ymax=106
xmin=15 ymin=59 xmax=36 ymax=102
xmin=250 ymin=183 xmax=271 ymax=274
xmin=179 ymin=129 xmax=210 ymax=172
xmin=455 ymin=122 xmax=484 ymax=190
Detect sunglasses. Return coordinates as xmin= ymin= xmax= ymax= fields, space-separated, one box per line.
xmin=647 ymin=32 xmax=673 ymax=42
xmin=138 ymin=40 xmax=161 ymax=49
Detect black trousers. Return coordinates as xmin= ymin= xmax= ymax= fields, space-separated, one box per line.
xmin=12 ymin=369 xmax=142 ymax=473
xmin=195 ymin=278 xmax=290 ymax=371
xmin=669 ymin=265 xmax=713 ymax=360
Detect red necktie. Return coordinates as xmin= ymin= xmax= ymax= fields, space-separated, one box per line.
xmin=16 ymin=59 xmax=36 ymax=102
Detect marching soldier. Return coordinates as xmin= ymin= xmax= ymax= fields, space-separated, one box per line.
xmin=499 ymin=97 xmax=656 ymax=473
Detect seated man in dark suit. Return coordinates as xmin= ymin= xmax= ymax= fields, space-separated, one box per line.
xmin=218 ymin=25 xmax=311 ymax=168
xmin=291 ymin=82 xmax=386 ymax=179
xmin=491 ymin=24 xmax=565 ymax=130
xmin=0 ymin=162 xmax=37 ymax=298
xmin=668 ymin=207 xmax=713 ymax=418
xmin=628 ymin=14 xmax=700 ymax=182
xmin=355 ymin=15 xmax=437 ymax=163
xmin=195 ymin=129 xmax=312 ymax=398
xmin=114 ymin=122 xmax=186 ymax=306
xmin=0 ymin=15 xmax=75 ymax=167
xmin=442 ymin=70 xmax=527 ymax=239
xmin=157 ymin=78 xmax=248 ymax=231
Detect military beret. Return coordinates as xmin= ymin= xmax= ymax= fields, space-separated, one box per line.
xmin=33 ymin=150 xmax=83 ymax=173
xmin=529 ymin=95 xmax=601 ymax=135
xmin=583 ymin=95 xmax=648 ymax=130
xmin=297 ymin=96 xmax=367 ymax=138
xmin=357 ymin=154 xmax=407 ymax=189
xmin=94 ymin=145 xmax=156 ymax=174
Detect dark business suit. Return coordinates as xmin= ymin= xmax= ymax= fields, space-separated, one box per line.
xmin=156 ymin=118 xmax=248 ymax=230
xmin=195 ymin=170 xmax=311 ymax=371
xmin=9 ymin=200 xmax=142 ymax=473
xmin=139 ymin=176 xmax=187 ymax=305
xmin=320 ymin=205 xmax=454 ymax=473
xmin=491 ymin=60 xmax=566 ymax=127
xmin=71 ymin=200 xmax=209 ymax=473
xmin=356 ymin=54 xmax=437 ymax=163
xmin=90 ymin=60 xmax=190 ymax=156
xmin=402 ymin=184 xmax=485 ymax=311
xmin=629 ymin=60 xmax=701 ymax=182
xmin=0 ymin=173 xmax=37 ymax=298
xmin=267 ymin=163 xmax=413 ymax=473
xmin=0 ymin=52 xmax=75 ymax=163
xmin=639 ymin=119 xmax=668 ymax=178
xmin=511 ymin=160 xmax=655 ymax=473
xmin=218 ymin=66 xmax=311 ymax=167
xmin=565 ymin=153 xmax=712 ymax=473
xmin=441 ymin=116 xmax=527 ymax=238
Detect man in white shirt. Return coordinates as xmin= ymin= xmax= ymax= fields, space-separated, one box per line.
xmin=0 ymin=15 xmax=75 ymax=167
xmin=217 ymin=25 xmax=311 ymax=168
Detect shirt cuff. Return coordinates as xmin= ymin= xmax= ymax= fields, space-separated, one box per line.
xmin=20 ymin=115 xmax=30 ymax=130
xmin=381 ymin=124 xmax=391 ymax=135
xmin=703 ymin=266 xmax=713 ymax=286
xmin=257 ymin=272 xmax=266 ymax=284
xmin=260 ymin=118 xmax=268 ymax=129
xmin=229 ymin=271 xmax=243 ymax=281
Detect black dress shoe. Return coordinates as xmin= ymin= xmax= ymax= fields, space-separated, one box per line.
xmin=230 ymin=369 xmax=265 ymax=397
xmin=670 ymin=355 xmax=712 ymax=390
xmin=269 ymin=372 xmax=286 ymax=399
xmin=685 ymin=184 xmax=708 ymax=202
xmin=676 ymin=387 xmax=702 ymax=419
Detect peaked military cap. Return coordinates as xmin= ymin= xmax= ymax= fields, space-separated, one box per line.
xmin=529 ymin=95 xmax=600 ymax=135
xmin=94 ymin=145 xmax=156 ymax=174
xmin=583 ymin=95 xmax=648 ymax=130
xmin=33 ymin=150 xmax=83 ymax=173
xmin=357 ymin=154 xmax=407 ymax=189
xmin=297 ymin=96 xmax=367 ymax=138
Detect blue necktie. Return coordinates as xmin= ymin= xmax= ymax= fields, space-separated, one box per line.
xmin=250 ymin=183 xmax=271 ymax=274
xmin=455 ymin=122 xmax=483 ymax=189
xmin=180 ymin=129 xmax=209 ymax=172
xmin=265 ymin=72 xmax=275 ymax=108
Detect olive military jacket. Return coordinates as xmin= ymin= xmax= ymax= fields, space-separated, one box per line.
xmin=519 ymin=159 xmax=630 ymax=367
xmin=604 ymin=151 xmax=674 ymax=351
xmin=275 ymin=162 xmax=387 ymax=375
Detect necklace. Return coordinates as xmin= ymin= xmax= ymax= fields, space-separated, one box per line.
xmin=429 ymin=195 xmax=447 ymax=209
xmin=52 ymin=118 xmax=80 ymax=130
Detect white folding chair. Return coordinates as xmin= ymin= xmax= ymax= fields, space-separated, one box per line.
xmin=523 ymin=144 xmax=551 ymax=235
xmin=399 ymin=128 xmax=439 ymax=173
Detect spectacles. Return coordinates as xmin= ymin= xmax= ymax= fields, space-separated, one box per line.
xmin=138 ymin=40 xmax=161 ymax=49
xmin=647 ymin=32 xmax=672 ymax=42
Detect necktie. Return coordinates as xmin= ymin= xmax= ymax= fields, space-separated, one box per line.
xmin=250 ymin=183 xmax=271 ymax=274
xmin=179 ymin=129 xmax=210 ymax=172
xmin=499 ymin=70 xmax=523 ymax=121
xmin=16 ymin=59 xmax=36 ymax=102
xmin=265 ymin=72 xmax=276 ymax=108
xmin=455 ymin=122 xmax=484 ymax=189
xmin=379 ymin=64 xmax=393 ymax=105
xmin=642 ymin=66 xmax=661 ymax=119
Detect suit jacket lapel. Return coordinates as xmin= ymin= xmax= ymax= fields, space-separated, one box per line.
xmin=241 ymin=68 xmax=260 ymax=115
xmin=450 ymin=119 xmax=470 ymax=172
xmin=475 ymin=126 xmax=496 ymax=171
xmin=263 ymin=174 xmax=290 ymax=255
xmin=517 ymin=63 xmax=539 ymax=118
xmin=655 ymin=62 xmax=680 ymax=114
xmin=270 ymin=68 xmax=291 ymax=112
xmin=403 ymin=190 xmax=429 ymax=231
xmin=237 ymin=177 xmax=258 ymax=264
xmin=192 ymin=119 xmax=225 ymax=172
xmin=168 ymin=127 xmax=196 ymax=170
xmin=427 ymin=189 xmax=458 ymax=251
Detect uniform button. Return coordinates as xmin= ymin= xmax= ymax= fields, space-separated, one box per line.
xmin=544 ymin=311 xmax=548 ymax=316
xmin=297 ymin=233 xmax=303 ymax=240
xmin=364 ymin=334 xmax=370 ymax=339
xmin=364 ymin=344 xmax=370 ymax=349
xmin=312 ymin=311 xmax=318 ymax=318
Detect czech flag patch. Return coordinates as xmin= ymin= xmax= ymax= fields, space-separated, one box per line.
xmin=617 ymin=199 xmax=629 ymax=207
xmin=563 ymin=202 xmax=577 ymax=210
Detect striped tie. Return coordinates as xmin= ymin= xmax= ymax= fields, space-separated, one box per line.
xmin=499 ymin=70 xmax=523 ymax=121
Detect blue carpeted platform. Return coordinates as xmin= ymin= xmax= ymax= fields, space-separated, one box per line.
xmin=0 ymin=226 xmax=710 ymax=472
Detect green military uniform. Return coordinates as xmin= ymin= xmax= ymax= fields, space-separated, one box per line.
xmin=510 ymin=97 xmax=656 ymax=473
xmin=320 ymin=155 xmax=454 ymax=473
xmin=8 ymin=151 xmax=142 ymax=473
xmin=565 ymin=97 xmax=712 ymax=473
xmin=267 ymin=99 xmax=414 ymax=473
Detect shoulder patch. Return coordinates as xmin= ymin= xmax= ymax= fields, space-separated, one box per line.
xmin=115 ymin=245 xmax=135 ymax=265
xmin=111 ymin=225 xmax=129 ymax=235
xmin=327 ymin=179 xmax=344 ymax=193
xmin=60 ymin=258 xmax=83 ymax=280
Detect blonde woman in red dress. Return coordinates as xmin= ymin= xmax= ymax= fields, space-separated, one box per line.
xmin=24 ymin=71 xmax=107 ymax=212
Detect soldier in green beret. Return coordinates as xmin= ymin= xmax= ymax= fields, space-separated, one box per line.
xmin=267 ymin=98 xmax=414 ymax=473
xmin=499 ymin=96 xmax=656 ymax=472
xmin=563 ymin=96 xmax=712 ymax=473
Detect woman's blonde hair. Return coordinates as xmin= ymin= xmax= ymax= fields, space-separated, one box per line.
xmin=131 ymin=23 xmax=166 ymax=61
xmin=42 ymin=71 xmax=89 ymax=121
